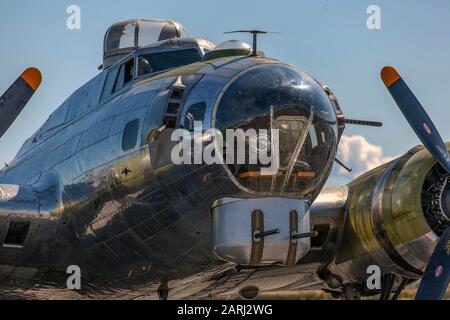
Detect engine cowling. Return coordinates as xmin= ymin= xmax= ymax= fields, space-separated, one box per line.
xmin=332 ymin=144 xmax=450 ymax=283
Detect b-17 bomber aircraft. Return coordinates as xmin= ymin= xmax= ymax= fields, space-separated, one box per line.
xmin=0 ymin=19 xmax=448 ymax=300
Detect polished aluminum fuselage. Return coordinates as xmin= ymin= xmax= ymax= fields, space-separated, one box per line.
xmin=0 ymin=54 xmax=324 ymax=285
xmin=2 ymin=47 xmax=429 ymax=299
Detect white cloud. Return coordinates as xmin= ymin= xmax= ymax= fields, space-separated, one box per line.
xmin=332 ymin=135 xmax=396 ymax=181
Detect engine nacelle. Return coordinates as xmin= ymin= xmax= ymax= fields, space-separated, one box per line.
xmin=331 ymin=144 xmax=450 ymax=282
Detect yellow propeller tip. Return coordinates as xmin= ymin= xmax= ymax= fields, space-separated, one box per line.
xmin=21 ymin=67 xmax=42 ymax=91
xmin=381 ymin=66 xmax=400 ymax=87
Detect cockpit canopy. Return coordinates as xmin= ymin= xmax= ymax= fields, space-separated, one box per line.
xmin=103 ymin=19 xmax=189 ymax=68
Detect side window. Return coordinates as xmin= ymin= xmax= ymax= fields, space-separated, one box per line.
xmin=101 ymin=67 xmax=119 ymax=101
xmin=122 ymin=119 xmax=139 ymax=151
xmin=113 ymin=59 xmax=134 ymax=93
xmin=101 ymin=59 xmax=134 ymax=101
xmin=137 ymin=49 xmax=202 ymax=77
xmin=114 ymin=64 xmax=126 ymax=93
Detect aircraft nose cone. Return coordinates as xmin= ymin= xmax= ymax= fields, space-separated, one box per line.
xmin=213 ymin=63 xmax=338 ymax=197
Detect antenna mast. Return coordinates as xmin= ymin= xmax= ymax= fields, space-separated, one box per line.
xmin=224 ymin=30 xmax=272 ymax=56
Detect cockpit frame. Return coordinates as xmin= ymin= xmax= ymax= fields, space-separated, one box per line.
xmin=102 ymin=19 xmax=190 ymax=69
xmin=99 ymin=39 xmax=213 ymax=104
xmin=133 ymin=44 xmax=206 ymax=80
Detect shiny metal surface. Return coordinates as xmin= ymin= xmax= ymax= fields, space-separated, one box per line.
xmin=333 ymin=145 xmax=441 ymax=285
xmin=0 ymin=172 xmax=63 ymax=219
xmin=212 ymin=197 xmax=310 ymax=265
xmin=2 ymin=18 xmax=442 ymax=300
xmin=0 ymin=34 xmax=340 ymax=291
xmin=304 ymin=186 xmax=348 ymax=282
xmin=215 ymin=40 xmax=252 ymax=50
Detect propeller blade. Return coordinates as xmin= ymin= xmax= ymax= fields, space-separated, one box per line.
xmin=381 ymin=66 xmax=450 ymax=173
xmin=0 ymin=67 xmax=42 ymax=138
xmin=416 ymin=228 xmax=450 ymax=300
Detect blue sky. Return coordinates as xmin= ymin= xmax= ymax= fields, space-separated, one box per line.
xmin=1 ymin=0 xmax=450 ymax=185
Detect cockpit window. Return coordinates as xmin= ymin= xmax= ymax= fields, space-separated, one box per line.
xmin=138 ymin=20 xmax=180 ymax=47
xmin=105 ymin=21 xmax=137 ymax=53
xmin=101 ymin=67 xmax=119 ymax=101
xmin=101 ymin=58 xmax=134 ymax=101
xmin=114 ymin=59 xmax=134 ymax=92
xmin=137 ymin=49 xmax=201 ymax=77
xmin=139 ymin=21 xmax=178 ymax=46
